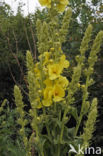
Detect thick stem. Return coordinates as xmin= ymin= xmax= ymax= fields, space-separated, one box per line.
xmin=74 ymin=76 xmax=89 ymax=136
xmin=57 ymin=144 xmax=60 ymax=156
xmin=60 ymin=108 xmax=68 ymax=142
xmin=43 ymin=107 xmax=51 ymax=140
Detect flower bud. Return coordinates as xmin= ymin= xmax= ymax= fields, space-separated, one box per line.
xmin=23 ymin=137 xmax=28 ymax=147
xmin=88 ymin=78 xmax=94 ymax=86
xmin=55 ymin=42 xmax=60 ymax=47
xmin=2 ymin=121 xmax=6 ymax=125
xmin=50 ymin=48 xmax=55 ymax=52
xmin=83 ymin=101 xmax=90 ymax=114
xmin=55 ymin=33 xmax=59 ymax=37
xmin=75 ymin=55 xmax=80 ymax=62
xmin=34 ymin=137 xmax=39 ymax=144
xmin=81 ymin=85 xmax=85 ymax=89
xmin=29 ymin=109 xmax=33 ymax=115
xmin=88 ymin=57 xmax=92 ymax=63
xmin=49 ymin=40 xmax=52 ymax=44
xmin=24 ymin=119 xmax=28 ymax=125
xmin=17 ymin=118 xmax=22 ymax=125
xmin=49 ymin=59 xmax=53 ymax=63
xmin=19 ymin=128 xmax=24 ymax=135
xmin=77 ymin=83 xmax=81 ymax=88
xmin=89 ymin=67 xmax=93 ymax=73
xmin=63 ymin=117 xmax=68 ymax=124
xmin=58 ymin=47 xmax=62 ymax=51
xmin=38 ymin=90 xmax=42 ymax=93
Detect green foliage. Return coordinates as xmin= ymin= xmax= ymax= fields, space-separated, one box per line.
xmin=0 ymin=0 xmax=103 ymax=155
xmin=0 ymin=2 xmax=36 ymax=102
xmin=66 ymin=0 xmax=103 ymax=149
xmin=0 ymin=100 xmax=26 ymax=156
xmin=13 ymin=1 xmax=103 ymax=155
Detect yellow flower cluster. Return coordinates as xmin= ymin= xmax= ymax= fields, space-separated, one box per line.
xmin=39 ymin=0 xmax=68 ymax=12
xmin=34 ymin=50 xmax=69 ymax=108
xmin=57 ymin=0 xmax=68 ymax=12
xmin=39 ymin=0 xmax=51 ymax=8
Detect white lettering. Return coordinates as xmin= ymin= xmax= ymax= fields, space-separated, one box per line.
xmin=78 ymin=144 xmax=84 ymax=154
xmin=68 ymin=144 xmax=102 ymax=155
xmin=88 ymin=147 xmax=95 ymax=154
xmin=96 ymin=147 xmax=101 ymax=155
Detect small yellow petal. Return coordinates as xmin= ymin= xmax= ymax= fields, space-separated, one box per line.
xmin=57 ymin=0 xmax=68 ymax=12
xmin=53 ymin=84 xmax=65 ymax=102
xmin=43 ymin=87 xmax=53 ymax=99
xmin=39 ymin=0 xmax=51 ymax=8
xmin=35 ymin=98 xmax=42 ymax=109
xmin=37 ymin=103 xmax=42 ymax=109
xmin=42 ymin=99 xmax=52 ymax=107
xmin=50 ymin=48 xmax=55 ymax=52
xmin=57 ymin=4 xmax=65 ymax=12
xmin=48 ymin=64 xmax=62 ymax=80
xmin=59 ymin=0 xmax=68 ymax=5
xmin=44 ymin=79 xmax=52 ymax=87
xmin=60 ymin=55 xmax=70 ymax=68
xmin=56 ymin=76 xmax=69 ymax=88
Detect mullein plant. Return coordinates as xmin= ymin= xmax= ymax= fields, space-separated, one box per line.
xmin=14 ymin=0 xmax=103 ymax=156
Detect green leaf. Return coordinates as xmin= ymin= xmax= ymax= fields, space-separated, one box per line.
xmin=69 ymin=107 xmax=78 ymax=123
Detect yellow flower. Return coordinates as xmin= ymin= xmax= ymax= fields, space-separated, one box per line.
xmin=50 ymin=48 xmax=55 ymax=52
xmin=59 ymin=0 xmax=68 ymax=5
xmin=39 ymin=0 xmax=51 ymax=8
xmin=44 ymin=78 xmax=52 ymax=87
xmin=57 ymin=0 xmax=68 ymax=12
xmin=44 ymin=51 xmax=50 ymax=57
xmin=56 ymin=76 xmax=69 ymax=88
xmin=49 ymin=59 xmax=53 ymax=63
xmin=43 ymin=67 xmax=48 ymax=76
xmin=60 ymin=55 xmax=70 ymax=69
xmin=43 ymin=87 xmax=53 ymax=99
xmin=77 ymin=83 xmax=81 ymax=88
xmin=39 ymin=52 xmax=50 ymax=65
xmin=57 ymin=4 xmax=65 ymax=12
xmin=43 ymin=87 xmax=53 ymax=106
xmin=37 ymin=102 xmax=42 ymax=109
xmin=53 ymin=84 xmax=65 ymax=102
xmin=48 ymin=63 xmax=62 ymax=80
xmin=42 ymin=99 xmax=52 ymax=107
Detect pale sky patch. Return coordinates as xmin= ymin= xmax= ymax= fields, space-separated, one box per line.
xmin=4 ymin=0 xmax=43 ymax=15
xmin=3 ymin=0 xmax=103 ymax=16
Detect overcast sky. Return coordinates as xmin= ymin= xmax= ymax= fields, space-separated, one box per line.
xmin=4 ymin=0 xmax=103 ymax=16
xmin=4 ymin=0 xmax=43 ymax=15
xmin=4 ymin=0 xmax=92 ymax=16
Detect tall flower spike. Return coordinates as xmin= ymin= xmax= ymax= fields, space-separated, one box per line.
xmin=67 ymin=65 xmax=81 ymax=104
xmin=36 ymin=20 xmax=49 ymax=53
xmin=59 ymin=8 xmax=72 ymax=43
xmin=27 ymin=71 xmax=39 ymax=108
xmin=80 ymin=24 xmax=93 ymax=55
xmin=26 ymin=50 xmax=35 ymax=73
xmin=88 ymin=31 xmax=103 ymax=67
xmin=14 ymin=85 xmax=28 ymax=149
xmin=81 ymin=98 xmax=98 ymax=147
xmin=14 ymin=85 xmax=24 ymax=109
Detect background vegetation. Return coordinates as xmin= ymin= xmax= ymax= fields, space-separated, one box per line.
xmin=0 ymin=0 xmax=103 ymax=155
